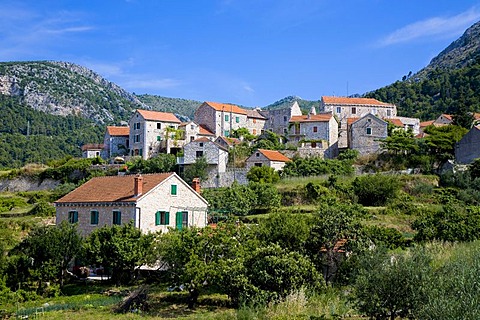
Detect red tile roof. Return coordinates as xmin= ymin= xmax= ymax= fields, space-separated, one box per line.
xmin=198 ymin=124 xmax=215 ymax=136
xmin=290 ymin=113 xmax=333 ymax=123
xmin=56 ymin=173 xmax=174 ymax=204
xmin=386 ymin=118 xmax=404 ymax=127
xmin=420 ymin=120 xmax=435 ymax=127
xmin=81 ymin=143 xmax=104 ymax=151
xmin=347 ymin=117 xmax=360 ymax=125
xmin=137 ymin=109 xmax=181 ymax=123
xmin=204 ymin=102 xmax=247 ymax=115
xmin=322 ymin=96 xmax=392 ymax=107
xmin=257 ymin=149 xmax=290 ymax=162
xmin=216 ymin=136 xmax=241 ymax=146
xmin=107 ymin=126 xmax=130 ymax=136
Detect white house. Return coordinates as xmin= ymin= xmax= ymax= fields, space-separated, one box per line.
xmin=129 ymin=109 xmax=182 ymax=159
xmin=55 ymin=172 xmax=208 ymax=236
xmin=245 ymin=149 xmax=291 ymax=171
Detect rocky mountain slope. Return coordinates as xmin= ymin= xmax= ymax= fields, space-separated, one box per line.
xmin=0 ymin=61 xmax=144 ymax=124
xmin=415 ymin=21 xmax=480 ymax=79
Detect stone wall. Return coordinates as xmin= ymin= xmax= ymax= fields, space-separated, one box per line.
xmin=201 ymin=168 xmax=248 ymax=188
xmin=0 ymin=177 xmax=60 ymax=192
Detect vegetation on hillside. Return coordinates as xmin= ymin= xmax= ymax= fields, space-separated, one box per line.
xmin=135 ymin=94 xmax=202 ymax=120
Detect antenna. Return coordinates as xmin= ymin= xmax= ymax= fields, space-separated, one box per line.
xmin=347 ymin=81 xmax=349 ymax=97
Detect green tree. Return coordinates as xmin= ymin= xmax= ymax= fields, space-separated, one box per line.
xmin=248 ymin=182 xmax=281 ymax=211
xmin=232 ymin=127 xmax=255 ymax=141
xmin=12 ymin=221 xmax=82 ymax=290
xmin=83 ymin=222 xmax=155 ymax=284
xmin=246 ymin=166 xmax=280 ymax=183
xmin=182 ymin=156 xmax=208 ymax=184
xmin=354 ymin=247 xmax=433 ymax=320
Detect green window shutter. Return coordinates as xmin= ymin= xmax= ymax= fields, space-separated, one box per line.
xmin=165 ymin=212 xmax=170 ymax=225
xmin=176 ymin=211 xmax=183 ymax=230
xmin=171 ymin=184 xmax=177 ymax=195
xmin=155 ymin=211 xmax=160 ymax=226
xmin=113 ymin=210 xmax=121 ymax=225
xmin=225 ymin=115 xmax=229 ymax=121
xmin=91 ymin=211 xmax=98 ymax=225
xmin=157 ymin=136 xmax=161 ymax=141
xmin=236 ymin=116 xmax=240 ymax=123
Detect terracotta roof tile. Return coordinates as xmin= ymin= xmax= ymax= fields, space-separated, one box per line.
xmin=198 ymin=124 xmax=215 ymax=136
xmin=322 ymin=96 xmax=393 ymax=107
xmin=81 ymin=143 xmax=104 ymax=151
xmin=420 ymin=120 xmax=435 ymax=127
xmin=257 ymin=149 xmax=290 ymax=162
xmin=204 ymin=102 xmax=247 ymax=115
xmin=55 ymin=173 xmax=174 ymax=204
xmin=347 ymin=117 xmax=360 ymax=125
xmin=137 ymin=109 xmax=181 ymax=123
xmin=290 ymin=113 xmax=333 ymax=123
xmin=107 ymin=126 xmax=130 ymax=136
xmin=386 ymin=118 xmax=404 ymax=127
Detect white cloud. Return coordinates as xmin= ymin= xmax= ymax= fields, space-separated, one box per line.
xmin=123 ymin=78 xmax=182 ymax=90
xmin=379 ymin=7 xmax=480 ymax=46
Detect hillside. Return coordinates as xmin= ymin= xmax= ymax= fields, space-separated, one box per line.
xmin=0 ymin=61 xmax=144 ymax=124
xmin=264 ymin=95 xmax=320 ymax=113
xmin=366 ymin=21 xmax=480 ymax=120
xmin=136 ymin=94 xmax=202 ymax=120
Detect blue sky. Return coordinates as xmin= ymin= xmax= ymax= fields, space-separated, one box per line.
xmin=1 ymin=1 xmax=480 ymax=107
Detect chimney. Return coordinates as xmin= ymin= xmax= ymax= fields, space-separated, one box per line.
xmin=134 ymin=174 xmax=143 ymax=197
xmin=192 ymin=178 xmax=201 ymax=193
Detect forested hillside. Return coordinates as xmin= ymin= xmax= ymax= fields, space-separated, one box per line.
xmin=0 ymin=95 xmax=103 ymax=168
xmin=136 ymin=94 xmax=202 ymax=120
xmin=366 ymin=21 xmax=480 ymax=120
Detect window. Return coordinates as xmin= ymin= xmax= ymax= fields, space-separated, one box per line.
xmin=387 ymin=109 xmax=392 ymax=117
xmin=255 ymin=163 xmax=262 ymax=167
xmin=134 ymin=122 xmax=141 ymax=130
xmin=113 ymin=210 xmax=121 ymax=225
xmin=283 ymin=128 xmax=288 ymax=134
xmin=253 ymin=129 xmax=257 ymax=135
xmin=90 ymin=210 xmax=99 ymax=225
xmin=313 ymin=126 xmax=318 ymax=133
xmin=366 ymin=127 xmax=372 ymax=135
xmin=236 ymin=116 xmax=240 ymax=123
xmin=199 ymin=142 xmax=204 ymax=147
xmin=68 ymin=211 xmax=78 ymax=223
xmin=284 ymin=116 xmax=288 ymax=122
xmin=311 ymin=142 xmax=317 ymax=148
xmin=225 ymin=115 xmax=229 ymax=121
xmin=156 ymin=136 xmax=161 ymax=141
xmin=224 ymin=130 xmax=230 ymax=137
xmin=351 ymin=107 xmax=357 ymax=114
xmin=336 ymin=107 xmax=341 ymax=114
xmin=134 ymin=134 xmax=140 ymax=143
xmin=155 ymin=211 xmax=169 ymax=226
xmin=191 ymin=124 xmax=195 ymax=130
xmin=190 ymin=136 xmax=195 ymax=142
xmin=253 ymin=118 xmax=256 ymax=124
xmin=171 ymin=184 xmax=177 ymax=195
xmin=256 ymin=152 xmax=260 ymax=157
xmin=196 ymin=151 xmax=203 ymax=158
xmin=157 ymin=123 xmax=161 ymax=129
xmin=175 ymin=211 xmax=188 ymax=230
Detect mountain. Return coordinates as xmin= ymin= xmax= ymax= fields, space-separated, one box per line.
xmin=366 ymin=20 xmax=480 ymax=120
xmin=264 ymin=96 xmax=320 ymax=113
xmin=0 ymin=61 xmax=145 ymax=124
xmin=415 ymin=21 xmax=480 ymax=80
xmin=136 ymin=94 xmax=202 ymax=120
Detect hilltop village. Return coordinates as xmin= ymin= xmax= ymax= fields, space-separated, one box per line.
xmin=82 ymin=96 xmax=427 ymax=187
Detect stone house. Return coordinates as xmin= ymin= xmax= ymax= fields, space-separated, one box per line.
xmin=214 ymin=136 xmax=242 ymax=149
xmin=245 ymin=149 xmax=290 ymax=171
xmin=260 ymin=101 xmax=303 ymax=136
xmin=180 ymin=137 xmax=229 ymax=174
xmin=55 ymin=172 xmax=208 ymax=236
xmin=455 ymin=125 xmax=480 ymax=164
xmin=348 ymin=114 xmax=388 ymax=155
xmin=81 ymin=144 xmax=104 ymax=159
xmin=103 ymin=126 xmax=130 ymax=159
xmin=433 ymin=114 xmax=453 ymax=126
xmin=320 ymin=96 xmax=397 ymax=148
xmin=288 ymin=110 xmax=339 ymax=158
xmin=129 ymin=109 xmax=181 ymax=159
xmin=194 ymin=101 xmax=267 ymax=138
xmin=178 ymin=121 xmax=215 ymax=144
xmin=194 ymin=101 xmax=248 ymax=138
xmin=246 ymin=108 xmax=267 ymax=135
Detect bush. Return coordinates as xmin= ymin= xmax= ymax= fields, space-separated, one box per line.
xmin=28 ymin=201 xmax=55 ymax=217
xmin=247 ymin=166 xmax=280 ymax=183
xmin=352 ymin=174 xmax=401 ymax=206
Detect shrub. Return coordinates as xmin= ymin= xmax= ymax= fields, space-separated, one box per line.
xmin=247 ymin=166 xmax=280 ymax=183
xmin=352 ymin=174 xmax=401 ymax=206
